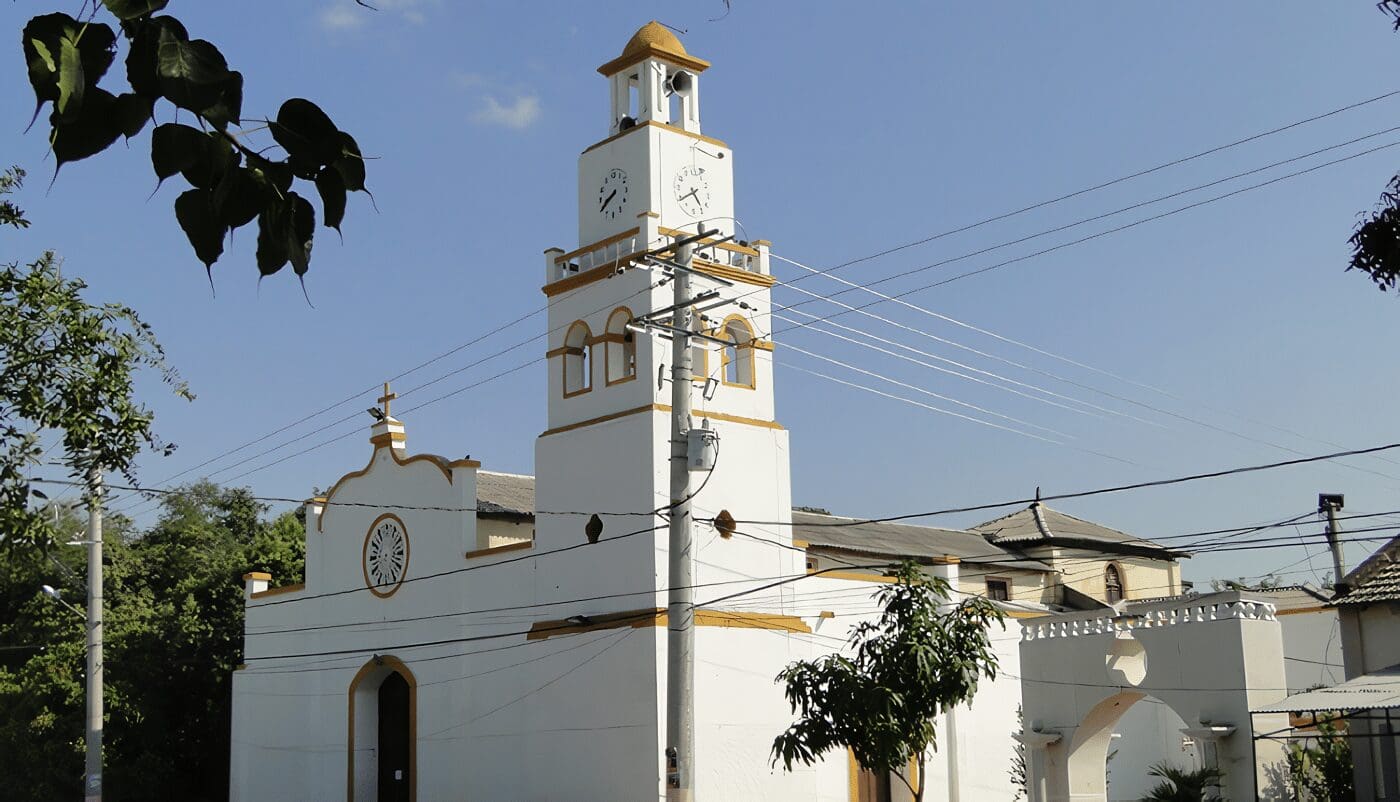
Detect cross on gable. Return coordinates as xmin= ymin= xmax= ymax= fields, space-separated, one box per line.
xmin=377 ymin=382 xmax=397 ymax=419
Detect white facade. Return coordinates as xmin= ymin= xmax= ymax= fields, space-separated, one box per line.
xmin=1018 ymin=593 xmax=1292 ymax=801
xmin=230 ymin=23 xmax=976 ymax=802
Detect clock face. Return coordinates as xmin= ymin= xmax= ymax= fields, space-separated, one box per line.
xmin=598 ymin=168 xmax=629 ymax=220
xmin=363 ymin=514 xmax=409 ymax=597
xmin=673 ymin=165 xmax=711 ymax=217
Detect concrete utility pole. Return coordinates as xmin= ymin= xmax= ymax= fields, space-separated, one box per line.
xmin=85 ymin=466 xmax=104 ymax=802
xmin=1318 ymin=493 xmax=1347 ymax=595
xmin=665 ymin=231 xmax=697 ymax=802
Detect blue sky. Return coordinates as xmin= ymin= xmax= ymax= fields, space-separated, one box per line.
xmin=5 ymin=1 xmax=1400 ymax=588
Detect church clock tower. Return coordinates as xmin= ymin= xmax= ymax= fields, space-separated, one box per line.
xmin=534 ymin=21 xmax=797 ymax=614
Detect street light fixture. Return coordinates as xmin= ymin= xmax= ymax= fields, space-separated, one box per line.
xmin=40 ymin=584 xmax=85 ymax=620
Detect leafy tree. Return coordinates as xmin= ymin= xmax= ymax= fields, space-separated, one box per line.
xmin=1286 ymin=718 xmax=1354 ymax=802
xmin=1 ymin=167 xmax=192 ymax=549
xmin=1349 ymin=2 xmax=1400 ymax=290
xmin=1143 ymin=762 xmax=1225 ymax=802
xmin=18 ymin=2 xmax=370 ymax=283
xmin=0 ymin=482 xmax=308 ymax=802
xmin=771 ymin=560 xmax=1005 ymax=802
xmin=0 ymin=166 xmax=29 ymax=229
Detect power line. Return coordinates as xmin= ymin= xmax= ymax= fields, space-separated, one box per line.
xmin=725 ymin=440 xmax=1400 ymax=529
xmin=116 ymin=101 xmax=1400 ymax=510
xmin=805 ymin=90 xmax=1400 ymax=277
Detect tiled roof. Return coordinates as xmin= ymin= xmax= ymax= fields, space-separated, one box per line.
xmin=476 ymin=471 xmax=536 ymax=516
xmin=792 ymin=511 xmax=1052 ymax=571
xmin=972 ymin=502 xmax=1182 ymax=557
xmin=1337 ymin=534 xmax=1400 ymax=605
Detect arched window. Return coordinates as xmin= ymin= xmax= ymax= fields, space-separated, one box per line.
xmin=604 ymin=307 xmax=636 ymax=385
xmin=1105 ymin=564 xmax=1124 ymax=604
xmin=562 ymin=321 xmax=592 ymax=396
xmin=721 ymin=316 xmax=755 ymax=389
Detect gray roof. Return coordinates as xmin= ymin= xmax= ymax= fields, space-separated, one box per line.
xmin=1337 ymin=534 xmax=1400 ymax=606
xmin=973 ymin=502 xmax=1182 ymax=558
xmin=476 ymin=471 xmax=536 ymax=517
xmin=1254 ymin=664 xmax=1400 ymax=713
xmin=792 ymin=511 xmax=1052 ymax=571
xmin=1236 ymin=584 xmax=1333 ymax=610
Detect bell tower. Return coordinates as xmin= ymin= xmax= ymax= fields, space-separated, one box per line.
xmin=574 ymin=21 xmax=736 ymax=249
xmin=535 ymin=21 xmax=793 ymax=606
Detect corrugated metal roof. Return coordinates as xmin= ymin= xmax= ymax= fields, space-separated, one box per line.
xmin=972 ymin=502 xmax=1181 ymax=557
xmin=792 ymin=511 xmax=1052 ymax=571
xmin=1254 ymin=665 xmax=1400 ymax=712
xmin=1337 ymin=534 xmax=1400 ymax=606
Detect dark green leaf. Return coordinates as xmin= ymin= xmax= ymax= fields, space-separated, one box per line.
xmin=23 ymin=14 xmax=73 ymax=107
xmin=315 ymin=167 xmax=346 ymax=232
xmin=101 ymin=0 xmax=170 ymax=21
xmin=55 ymin=31 xmax=84 ymax=122
xmin=255 ymin=204 xmax=289 ymax=276
xmin=150 ymin=123 xmax=206 ymax=184
xmin=174 ymin=188 xmax=225 ymax=269
xmin=124 ymin=16 xmax=187 ymax=98
xmin=112 ymin=92 xmax=155 ymax=139
xmin=181 ymin=133 xmax=238 ymax=190
xmin=50 ymin=89 xmax=122 ymax=170
xmin=271 ymin=98 xmax=342 ymax=167
xmin=246 ymin=153 xmax=293 ymax=196
xmin=197 ymin=70 xmax=243 ymax=131
xmin=285 ymin=192 xmax=316 ymax=275
xmin=23 ymin=14 xmax=115 ymax=125
xmin=212 ymin=167 xmax=263 ymax=230
xmin=157 ymin=37 xmax=232 ymax=113
xmin=75 ymin=22 xmax=117 ymax=86
xmin=331 ymin=132 xmax=367 ymax=192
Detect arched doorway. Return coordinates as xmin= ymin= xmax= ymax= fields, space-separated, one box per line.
xmin=378 ymin=672 xmax=411 ymax=802
xmin=348 ymin=656 xmax=416 ymax=802
xmin=1066 ymin=692 xmax=1197 ymax=801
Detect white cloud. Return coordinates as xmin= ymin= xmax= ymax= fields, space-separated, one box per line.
xmin=318 ymin=5 xmax=364 ymax=30
xmin=473 ymin=95 xmax=542 ymax=130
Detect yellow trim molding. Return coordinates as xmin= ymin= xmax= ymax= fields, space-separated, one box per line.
xmin=527 ymin=607 xmax=812 ymax=640
xmin=693 ymin=257 xmax=776 ymax=288
xmin=317 ymin=447 xmax=462 ymax=532
xmin=347 ymin=655 xmax=416 ymax=802
xmin=242 ymin=571 xmax=272 ymax=582
xmin=812 ymin=568 xmax=898 ymax=584
xmin=598 ymin=46 xmax=711 ymax=78
xmin=465 ymin=540 xmax=533 ymax=560
xmin=369 ymin=431 xmax=407 ymax=447
xmin=542 ymin=255 xmax=645 ymax=298
xmin=581 ymin=120 xmax=728 ymax=155
xmin=657 ymin=227 xmax=761 ymax=257
xmin=249 ymin=582 xmax=306 ymax=600
xmin=539 ymin=403 xmax=784 ymax=438
xmin=554 ymin=227 xmax=642 ymax=265
xmin=791 ymin=539 xmax=810 ymax=549
xmin=1275 ymin=605 xmax=1331 ymax=616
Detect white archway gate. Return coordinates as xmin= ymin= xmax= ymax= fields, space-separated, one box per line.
xmin=1017 ymin=592 xmax=1293 ymax=801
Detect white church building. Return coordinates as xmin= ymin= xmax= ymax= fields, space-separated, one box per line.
xmin=228 ymin=22 xmax=989 ymax=802
xmin=228 ymin=22 xmax=1307 ymax=802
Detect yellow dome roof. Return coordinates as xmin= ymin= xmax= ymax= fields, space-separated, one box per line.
xmin=598 ymin=21 xmax=710 ymax=76
xmin=623 ymin=21 xmax=687 ymax=59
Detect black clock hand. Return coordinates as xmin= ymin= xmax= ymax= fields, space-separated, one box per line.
xmin=599 ymin=189 xmax=617 ymax=212
xmin=681 ymin=187 xmax=700 ymax=204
